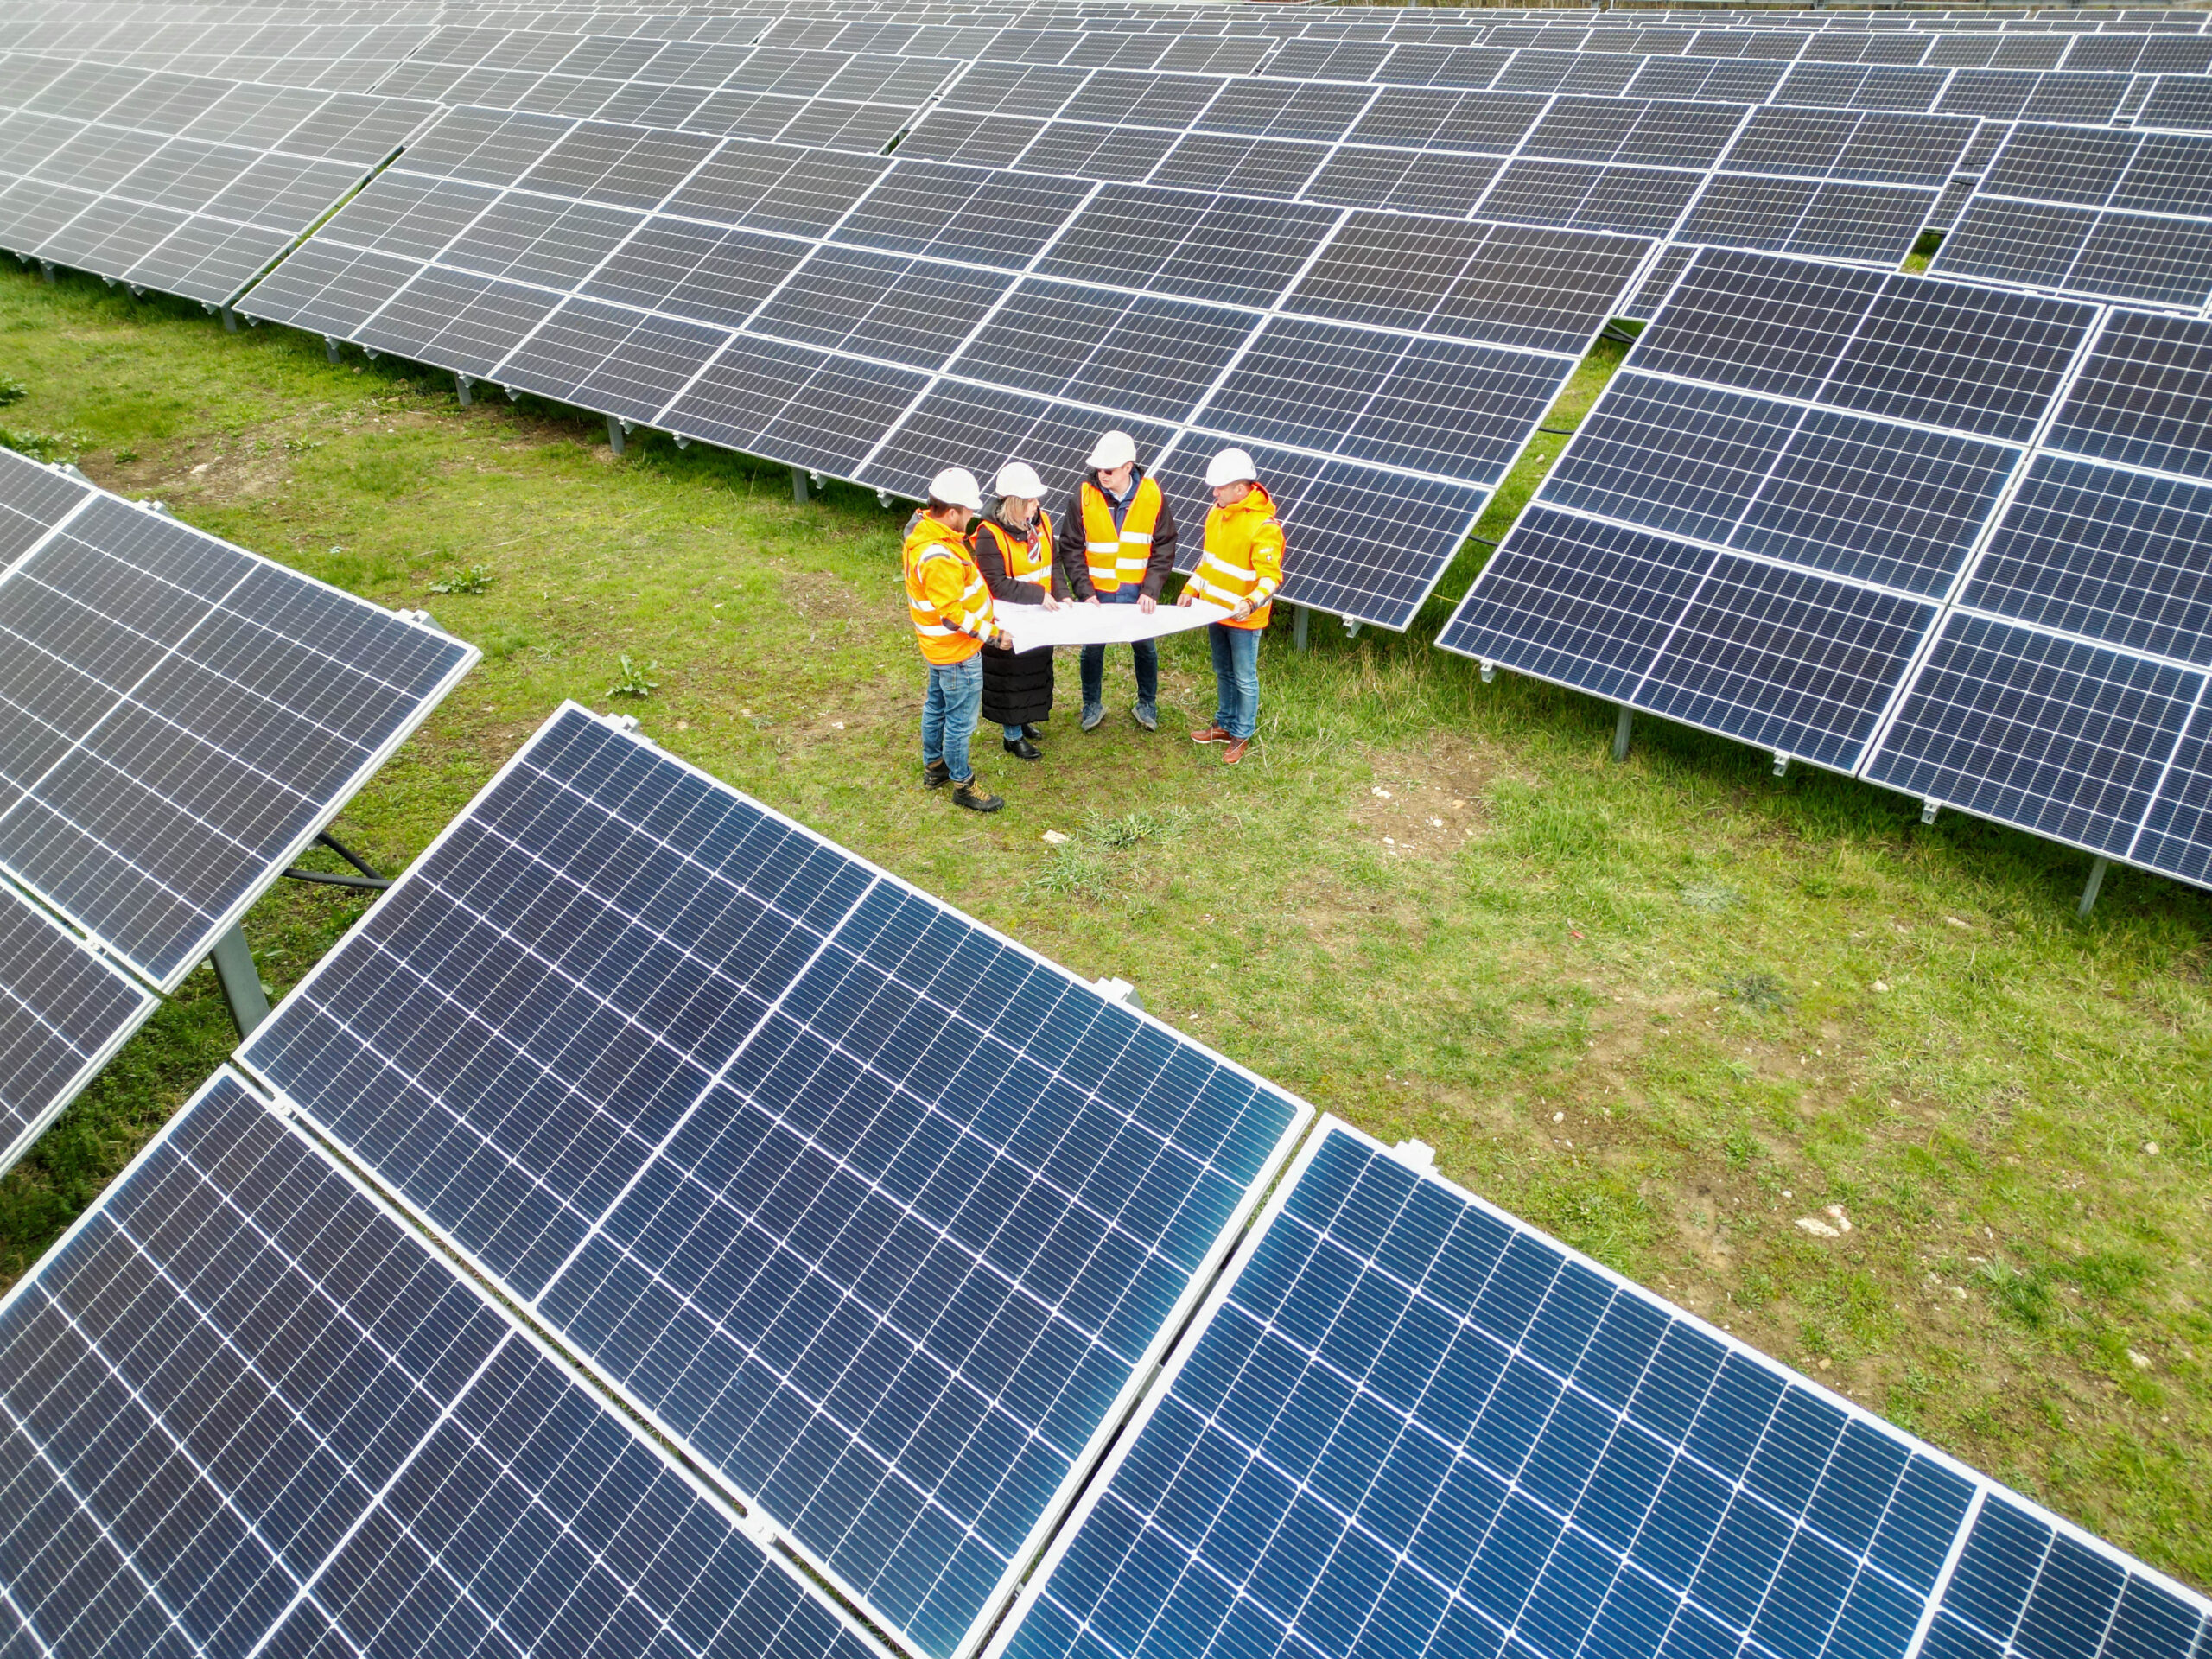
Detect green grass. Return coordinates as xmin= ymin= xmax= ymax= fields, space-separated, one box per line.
xmin=7 ymin=269 xmax=2212 ymax=1585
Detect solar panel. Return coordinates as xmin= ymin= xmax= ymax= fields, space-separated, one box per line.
xmin=1440 ymin=250 xmax=2097 ymax=776
xmin=1931 ymin=124 xmax=2212 ymax=308
xmin=0 ymin=877 xmax=156 ymax=1175
xmin=990 ymin=1117 xmax=2212 ymax=1659
xmin=0 ymin=454 xmax=477 ymax=988
xmin=0 ymin=1067 xmax=894 ymax=1659
xmin=233 ymin=702 xmax=1313 ymax=1659
xmin=0 ymin=60 xmax=435 ymax=305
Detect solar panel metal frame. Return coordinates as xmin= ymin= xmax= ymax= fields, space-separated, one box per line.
xmin=984 ymin=1112 xmax=2212 ymax=1659
xmin=0 ymin=467 xmax=480 ymax=991
xmin=0 ymin=1062 xmax=905 ymax=1659
xmin=232 ymin=698 xmax=1317 ymax=1659
xmin=0 ymin=875 xmax=157 ymax=1179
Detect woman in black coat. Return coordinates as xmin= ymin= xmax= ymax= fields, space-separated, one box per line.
xmin=970 ymin=461 xmax=1083 ymax=760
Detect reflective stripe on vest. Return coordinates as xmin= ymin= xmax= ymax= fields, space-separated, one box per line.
xmin=1079 ymin=477 xmax=1161 ymax=593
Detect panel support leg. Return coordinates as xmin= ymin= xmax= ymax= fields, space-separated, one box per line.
xmin=607 ymin=414 xmax=624 ymax=455
xmin=1094 ymin=976 xmax=1142 ymax=1013
xmin=2078 ymin=856 xmax=2109 ymax=918
xmin=209 ymin=923 xmax=270 ymax=1039
xmin=1612 ymin=705 xmax=1633 ymax=763
xmin=219 ymin=305 xmax=238 ymax=333
xmin=40 ymin=260 xmax=54 ymax=283
xmin=1342 ymin=617 xmax=1361 ymax=640
xmin=325 ymin=336 xmax=340 ymax=365
xmin=1294 ymin=605 xmax=1311 ymax=652
xmin=791 ymin=466 xmax=809 ymax=504
xmin=455 ymin=374 xmax=472 ymax=406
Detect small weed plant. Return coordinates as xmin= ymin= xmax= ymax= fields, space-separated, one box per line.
xmin=429 ymin=564 xmax=494 ymax=595
xmin=608 ymin=653 xmax=659 ymax=698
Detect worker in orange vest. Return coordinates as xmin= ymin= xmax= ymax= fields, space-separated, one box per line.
xmin=904 ymin=467 xmax=1007 ymax=812
xmin=1059 ymin=429 xmax=1176 ymax=734
xmin=1178 ymin=448 xmax=1282 ymax=767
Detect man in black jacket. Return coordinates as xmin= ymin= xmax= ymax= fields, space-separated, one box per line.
xmin=1058 ymin=429 xmax=1176 ymax=734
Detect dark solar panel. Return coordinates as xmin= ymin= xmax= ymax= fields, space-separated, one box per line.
xmin=0 ymin=486 xmax=474 ymax=987
xmin=0 ymin=880 xmax=155 ymax=1174
xmin=997 ymin=1121 xmax=2211 ymax=1659
xmin=2045 ymin=310 xmax=2212 ymax=483
xmin=236 ymin=703 xmax=1310 ymax=1659
xmin=0 ymin=1069 xmax=890 ymax=1659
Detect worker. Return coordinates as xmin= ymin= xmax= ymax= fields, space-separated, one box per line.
xmin=1060 ymin=429 xmax=1175 ymax=734
xmin=904 ymin=466 xmax=1006 ymax=812
xmin=1177 ymin=448 xmax=1281 ymax=767
xmin=969 ymin=461 xmax=1070 ymax=761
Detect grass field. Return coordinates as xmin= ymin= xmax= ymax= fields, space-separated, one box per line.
xmin=5 ymin=266 xmax=2210 ymax=1586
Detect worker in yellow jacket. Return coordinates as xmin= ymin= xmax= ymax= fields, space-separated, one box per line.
xmin=905 ymin=467 xmax=1007 ymax=812
xmin=1178 ymin=448 xmax=1282 ymax=766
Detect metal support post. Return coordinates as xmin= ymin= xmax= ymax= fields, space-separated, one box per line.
xmin=1921 ymin=800 xmax=1940 ymax=826
xmin=1772 ymin=753 xmax=1789 ymax=779
xmin=875 ymin=488 xmax=894 ymax=510
xmin=1612 ymin=705 xmax=1632 ymax=763
xmin=209 ymin=923 xmax=270 ymax=1039
xmin=1294 ymin=605 xmax=1311 ymax=652
xmin=791 ymin=466 xmax=809 ymax=503
xmin=1479 ymin=660 xmax=1495 ymax=684
xmin=607 ymin=414 xmax=625 ymax=455
xmin=504 ymin=384 xmax=519 ymax=401
xmin=40 ymin=261 xmax=54 ymax=283
xmin=455 ymin=374 xmax=472 ymax=406
xmin=2078 ymin=856 xmax=2109 ymax=918
xmin=325 ymin=336 xmax=340 ymax=365
xmin=1342 ymin=617 xmax=1362 ymax=640
xmin=219 ymin=305 xmax=238 ymax=333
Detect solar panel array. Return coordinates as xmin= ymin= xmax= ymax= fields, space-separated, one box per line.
xmin=1930 ymin=121 xmax=2212 ymax=308
xmin=234 ymin=701 xmax=1313 ymax=1659
xmin=1443 ymin=248 xmax=2212 ymax=894
xmin=994 ymin=1118 xmax=2212 ymax=1659
xmin=236 ymin=100 xmax=1649 ymax=629
xmin=0 ymin=52 xmax=435 ymax=305
xmin=0 ymin=1067 xmax=897 ymax=1659
xmin=0 ymin=444 xmax=478 ymax=991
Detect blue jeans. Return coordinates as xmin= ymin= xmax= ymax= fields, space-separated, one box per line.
xmin=1079 ymin=588 xmax=1160 ymax=710
xmin=922 ymin=654 xmax=983 ymax=784
xmin=1209 ymin=623 xmax=1260 ymax=741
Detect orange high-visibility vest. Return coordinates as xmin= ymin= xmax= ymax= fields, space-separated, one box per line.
xmin=1186 ymin=483 xmax=1284 ymax=632
xmin=974 ymin=510 xmax=1056 ymax=593
xmin=904 ymin=514 xmax=994 ymax=665
xmin=1078 ymin=476 xmax=1161 ymax=594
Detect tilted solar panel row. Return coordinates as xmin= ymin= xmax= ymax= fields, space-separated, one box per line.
xmin=0 ymin=1066 xmax=899 ymax=1659
xmin=995 ymin=1119 xmax=2212 ymax=1659
xmin=238 ymin=103 xmax=1652 ymax=630
xmin=232 ymin=702 xmax=1313 ymax=1659
xmin=0 ymin=443 xmax=478 ymax=991
xmin=1931 ymin=120 xmax=2212 ymax=308
xmin=0 ymin=51 xmax=437 ymax=304
xmin=1443 ymin=247 xmax=2212 ymax=895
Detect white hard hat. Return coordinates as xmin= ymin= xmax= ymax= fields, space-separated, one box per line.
xmin=1086 ymin=429 xmax=1138 ymax=471
xmin=1205 ymin=448 xmax=1258 ymax=489
xmin=994 ymin=461 xmax=1045 ymax=499
xmin=927 ymin=466 xmax=982 ymax=512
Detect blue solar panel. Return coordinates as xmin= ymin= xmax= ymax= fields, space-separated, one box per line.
xmin=237 ymin=702 xmax=1310 ymax=1659
xmin=1440 ymin=250 xmax=2102 ymax=779
xmin=992 ymin=1120 xmax=2212 ymax=1659
xmin=0 ymin=1068 xmax=889 ymax=1659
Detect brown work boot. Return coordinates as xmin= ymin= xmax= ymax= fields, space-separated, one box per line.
xmin=1190 ymin=724 xmax=1230 ymax=744
xmin=1221 ymin=738 xmax=1249 ymax=766
xmin=953 ymin=779 xmax=1004 ymax=812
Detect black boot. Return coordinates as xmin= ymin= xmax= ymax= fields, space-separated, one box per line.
xmin=953 ymin=779 xmax=1004 ymax=812
xmin=1021 ymin=723 xmax=1044 ymax=739
xmin=1003 ymin=736 xmax=1042 ymax=760
xmin=923 ymin=758 xmax=951 ymax=789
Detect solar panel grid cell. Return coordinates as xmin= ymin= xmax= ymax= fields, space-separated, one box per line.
xmin=237 ymin=702 xmax=1311 ymax=1659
